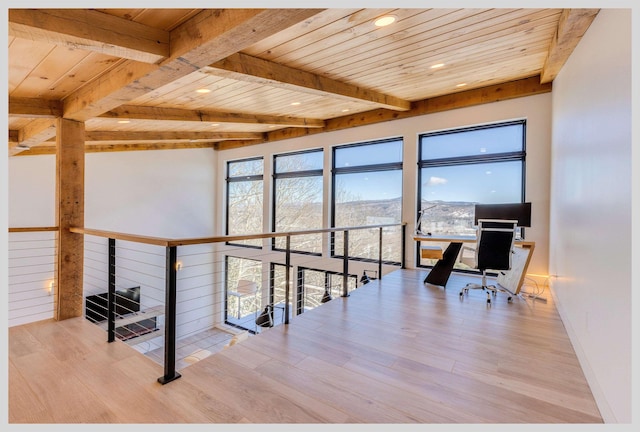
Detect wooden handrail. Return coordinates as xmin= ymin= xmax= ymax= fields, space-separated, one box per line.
xmin=69 ymin=227 xmax=171 ymax=246
xmin=69 ymin=223 xmax=406 ymax=247
xmin=9 ymin=226 xmax=59 ymax=233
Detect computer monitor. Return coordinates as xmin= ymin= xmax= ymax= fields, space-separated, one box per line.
xmin=473 ymin=202 xmax=531 ymax=227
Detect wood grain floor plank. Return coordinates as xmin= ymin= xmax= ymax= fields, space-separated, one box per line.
xmin=8 ymin=269 xmax=604 ymax=424
xmin=255 ymin=357 xmax=426 ymax=423
xmin=185 ymin=354 xmax=330 ymax=423
xmin=8 ymin=360 xmax=53 ymax=423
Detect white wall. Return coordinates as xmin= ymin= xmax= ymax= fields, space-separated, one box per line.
xmin=85 ymin=149 xmax=217 ymax=237
xmin=216 ymin=93 xmax=553 ymax=279
xmin=8 ymin=148 xmax=219 ymax=330
xmin=8 ymin=155 xmax=56 ymax=227
xmin=549 ymin=9 xmax=632 ymax=423
xmin=8 ymin=148 xmax=218 ymax=236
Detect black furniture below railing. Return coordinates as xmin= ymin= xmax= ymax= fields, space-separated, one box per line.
xmin=423 ymin=242 xmax=463 ymax=287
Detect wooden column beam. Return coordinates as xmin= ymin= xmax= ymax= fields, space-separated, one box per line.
xmin=56 ymin=118 xmax=85 ymax=320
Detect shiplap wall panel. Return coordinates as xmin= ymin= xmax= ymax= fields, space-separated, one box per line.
xmin=8 ymin=231 xmax=57 ymax=327
xmin=173 ymin=244 xmax=222 ymax=340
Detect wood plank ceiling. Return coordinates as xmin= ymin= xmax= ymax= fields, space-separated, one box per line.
xmin=7 ymin=8 xmax=599 ymax=156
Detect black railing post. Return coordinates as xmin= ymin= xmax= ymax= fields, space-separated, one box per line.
xmin=342 ymin=230 xmax=349 ymax=297
xmin=401 ymin=224 xmax=406 ymax=269
xmin=378 ymin=227 xmax=383 ymax=280
xmin=284 ymin=235 xmax=291 ymax=324
xmin=158 ymin=245 xmax=181 ymax=385
xmin=107 ymin=238 xmax=116 ymax=343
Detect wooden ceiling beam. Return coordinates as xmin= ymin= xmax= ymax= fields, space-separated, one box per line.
xmin=541 ymin=9 xmax=599 ymax=83
xmin=216 ymin=75 xmax=552 ymax=150
xmin=10 ymin=76 xmax=549 ymax=155
xmin=9 ymin=130 xmax=264 ymax=144
xmin=169 ymin=9 xmax=325 ymax=70
xmin=12 ymin=141 xmax=226 ymax=156
xmin=100 ymin=105 xmax=325 ymax=128
xmin=16 ymin=119 xmax=57 ymax=149
xmin=9 ymin=97 xmax=63 ymax=118
xmin=208 ymin=52 xmax=411 ymax=111
xmin=83 ymin=130 xmax=263 ymax=143
xmin=8 ymin=9 xmax=170 ymax=64
xmin=61 ymin=9 xmax=325 ymax=122
xmin=8 ymin=143 xmax=28 ymax=157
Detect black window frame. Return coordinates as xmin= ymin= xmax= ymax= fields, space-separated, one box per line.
xmin=416 ymin=119 xmax=527 ymax=269
xmin=225 ymin=156 xmax=264 ymax=249
xmin=271 ymin=148 xmax=324 ymax=255
xmin=331 ymin=137 xmax=404 ymax=262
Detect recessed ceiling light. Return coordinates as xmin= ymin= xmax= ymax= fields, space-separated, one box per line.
xmin=291 ymin=101 xmax=301 ymax=106
xmin=211 ymin=123 xmax=220 ymax=127
xmin=374 ymin=15 xmax=396 ymax=27
xmin=196 ymin=88 xmax=211 ymax=94
xmin=117 ymin=120 xmax=130 ymax=124
xmin=341 ymin=108 xmax=350 ymax=113
xmin=456 ymin=83 xmax=467 ymax=88
xmin=430 ymin=63 xmax=445 ymax=69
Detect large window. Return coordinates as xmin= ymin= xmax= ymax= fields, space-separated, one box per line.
xmin=226 ymin=157 xmax=263 ymax=247
xmin=417 ymin=120 xmax=526 ymax=267
xmin=332 ymin=138 xmax=403 ymax=263
xmin=273 ymin=149 xmax=323 ymax=253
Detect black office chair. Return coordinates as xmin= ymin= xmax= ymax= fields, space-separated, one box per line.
xmin=459 ymin=219 xmax=517 ymax=305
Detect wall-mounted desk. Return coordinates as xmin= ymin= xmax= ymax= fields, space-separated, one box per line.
xmin=414 ymin=234 xmax=535 ymax=294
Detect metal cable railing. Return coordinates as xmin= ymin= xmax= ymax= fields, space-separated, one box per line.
xmin=8 ymin=227 xmax=59 ymax=327
xmin=70 ymin=223 xmax=406 ymax=384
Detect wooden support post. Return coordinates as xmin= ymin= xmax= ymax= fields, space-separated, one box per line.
xmin=55 ymin=118 xmax=85 ymax=320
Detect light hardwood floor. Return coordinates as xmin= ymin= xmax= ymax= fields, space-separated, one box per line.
xmin=8 ymin=269 xmax=603 ymax=424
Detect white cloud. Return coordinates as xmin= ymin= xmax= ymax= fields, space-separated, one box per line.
xmin=427 ymin=176 xmax=448 ymax=186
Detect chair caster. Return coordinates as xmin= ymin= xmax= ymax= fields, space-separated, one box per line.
xmin=507 ymin=296 xmax=513 ymax=303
